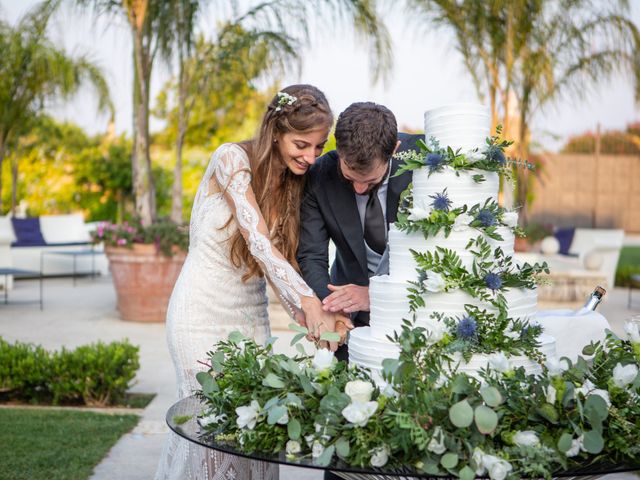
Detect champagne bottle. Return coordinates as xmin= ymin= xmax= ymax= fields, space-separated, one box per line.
xmin=576 ymin=286 xmax=606 ymax=314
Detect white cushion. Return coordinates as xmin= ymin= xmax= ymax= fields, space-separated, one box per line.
xmin=40 ymin=214 xmax=91 ymax=244
xmin=0 ymin=215 xmax=16 ymax=243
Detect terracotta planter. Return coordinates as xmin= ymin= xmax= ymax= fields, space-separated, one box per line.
xmin=106 ymin=244 xmax=186 ymax=322
xmin=514 ymin=237 xmax=530 ymax=252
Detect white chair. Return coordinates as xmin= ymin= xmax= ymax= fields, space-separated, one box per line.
xmin=568 ymin=228 xmax=625 ymax=289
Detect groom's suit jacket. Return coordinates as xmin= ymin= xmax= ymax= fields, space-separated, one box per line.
xmin=297 ymin=133 xmax=422 ymax=342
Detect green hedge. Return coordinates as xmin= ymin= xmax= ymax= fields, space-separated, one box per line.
xmin=615 ymin=246 xmax=640 ymax=287
xmin=0 ymin=338 xmax=139 ymax=406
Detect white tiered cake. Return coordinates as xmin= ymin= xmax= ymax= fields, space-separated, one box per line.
xmin=348 ymin=103 xmax=556 ymax=378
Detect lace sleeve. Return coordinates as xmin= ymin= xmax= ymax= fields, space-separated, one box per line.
xmin=214 ymin=144 xmax=314 ymax=313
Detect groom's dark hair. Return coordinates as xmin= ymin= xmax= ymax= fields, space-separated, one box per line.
xmin=335 ymin=102 xmax=398 ymax=173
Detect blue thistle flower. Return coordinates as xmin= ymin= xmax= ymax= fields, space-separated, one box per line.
xmin=425 ymin=153 xmax=445 ymax=172
xmin=487 ymin=146 xmax=506 ymax=165
xmin=430 ymin=190 xmax=452 ymax=212
xmin=476 ymin=209 xmax=497 ymax=227
xmin=520 ymin=326 xmax=530 ymax=338
xmin=457 ymin=316 xmax=477 ymax=340
xmin=484 ymin=272 xmax=503 ymax=290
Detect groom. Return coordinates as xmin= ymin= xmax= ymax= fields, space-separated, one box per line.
xmin=297 ymin=102 xmax=421 ymax=361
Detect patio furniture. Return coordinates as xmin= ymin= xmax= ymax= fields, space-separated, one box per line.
xmin=0 ymin=268 xmax=43 ymax=310
xmin=41 ymin=248 xmax=101 ymax=286
xmin=630 ymin=273 xmax=640 ymax=309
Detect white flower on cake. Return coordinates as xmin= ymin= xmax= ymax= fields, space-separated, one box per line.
xmin=311 ymin=440 xmax=325 ymax=458
xmin=488 ymin=352 xmax=511 ymax=373
xmin=408 ymin=205 xmax=431 ymax=221
xmin=452 ymin=213 xmax=473 ymax=231
xmin=565 ymin=438 xmax=581 ymax=457
xmin=502 ymin=211 xmax=518 ymax=228
xmin=513 ymin=430 xmax=540 ymax=447
xmin=472 ymin=448 xmax=486 ymax=475
xmin=342 ymin=401 xmax=378 ymax=427
xmin=236 ymin=400 xmax=260 ymax=430
xmin=545 ymin=357 xmax=570 ymax=377
xmin=577 ymin=379 xmax=611 ymax=407
xmin=425 ymin=320 xmax=446 ymax=344
xmin=422 ymin=270 xmax=446 ymax=292
xmin=369 ymin=445 xmax=390 ymax=467
xmin=427 ymin=427 xmax=447 ymax=454
xmin=345 ymin=380 xmax=374 ymax=403
xmin=503 ymin=325 xmax=520 ymax=340
xmin=545 ymin=384 xmax=557 ymax=404
xmin=624 ymin=320 xmax=640 ymax=343
xmin=482 ymin=454 xmax=513 ymax=480
xmin=613 ymin=362 xmax=638 ymax=388
xmin=312 ymin=348 xmax=336 ymax=372
xmin=286 ymin=440 xmax=301 ymax=455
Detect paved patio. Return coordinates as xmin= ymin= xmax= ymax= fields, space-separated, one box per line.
xmin=1 ymin=276 xmax=639 ymax=479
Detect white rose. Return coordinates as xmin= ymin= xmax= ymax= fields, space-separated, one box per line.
xmin=304 ymin=434 xmax=315 ymax=446
xmin=545 ymin=357 xmax=570 ymax=377
xmin=578 ymin=379 xmax=611 ymax=407
xmin=502 ymin=211 xmax=519 ymax=228
xmin=370 ymin=445 xmax=390 ymax=467
xmin=286 ymin=440 xmax=301 ymax=455
xmin=503 ymin=326 xmax=520 ymax=340
xmin=513 ymin=430 xmax=540 ymax=447
xmin=452 ymin=213 xmax=473 ymax=231
xmin=424 ymin=319 xmax=446 ymax=344
xmin=545 ymin=385 xmax=557 ymax=404
xmin=276 ymin=410 xmax=289 ymax=425
xmin=613 ymin=363 xmax=638 ymax=388
xmin=312 ymin=440 xmax=325 ymax=459
xmin=488 ymin=352 xmax=511 ymax=373
xmin=312 ymin=348 xmax=336 ymax=372
xmin=235 ymin=400 xmax=260 ymax=430
xmin=408 ymin=206 xmax=431 ymax=221
xmin=345 ymin=380 xmax=375 ymax=403
xmin=427 ymin=427 xmax=447 ymax=454
xmin=472 ymin=448 xmax=486 ymax=475
xmin=483 ymin=454 xmax=513 ymax=480
xmin=198 ymin=413 xmax=227 ymax=427
xmin=423 ymin=270 xmax=446 ymax=293
xmin=342 ymin=401 xmax=378 ymax=427
xmin=624 ymin=320 xmax=640 ymax=343
xmin=565 ymin=439 xmax=581 ymax=457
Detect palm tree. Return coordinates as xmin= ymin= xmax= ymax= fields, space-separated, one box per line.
xmin=406 ymin=0 xmax=640 ymax=224
xmin=0 ymin=1 xmax=112 ymax=214
xmin=74 ymin=0 xmax=393 ymax=226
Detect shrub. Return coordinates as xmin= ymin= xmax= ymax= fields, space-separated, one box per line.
xmin=92 ymin=218 xmax=188 ymax=257
xmin=0 ymin=338 xmax=139 ymax=406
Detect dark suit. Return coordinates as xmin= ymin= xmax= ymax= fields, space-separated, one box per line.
xmin=297 ymin=133 xmax=422 ymax=362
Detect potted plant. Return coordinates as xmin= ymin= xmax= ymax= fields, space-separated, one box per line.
xmin=92 ymin=219 xmax=188 ymax=322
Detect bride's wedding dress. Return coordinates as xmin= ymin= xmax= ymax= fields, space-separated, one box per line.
xmin=155 ymin=143 xmax=312 ymax=480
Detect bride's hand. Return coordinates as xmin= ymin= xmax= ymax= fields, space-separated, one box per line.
xmin=301 ymin=297 xmax=340 ymax=351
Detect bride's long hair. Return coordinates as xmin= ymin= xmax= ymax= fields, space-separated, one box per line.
xmin=228 ymin=84 xmax=333 ymax=281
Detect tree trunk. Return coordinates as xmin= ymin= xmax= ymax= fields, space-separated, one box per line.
xmin=516 ymin=104 xmax=530 ymax=227
xmin=171 ymin=49 xmax=187 ymax=225
xmin=131 ymin=22 xmax=156 ymax=226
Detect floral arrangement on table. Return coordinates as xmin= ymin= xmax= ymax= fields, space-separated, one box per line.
xmin=192 ymin=322 xmax=640 ymax=479
xmin=393 ymin=126 xmax=533 ymax=183
xmin=91 ymin=218 xmax=188 ymax=257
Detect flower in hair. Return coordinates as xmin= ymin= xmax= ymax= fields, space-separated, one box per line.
xmin=275 ymin=91 xmax=297 ymax=111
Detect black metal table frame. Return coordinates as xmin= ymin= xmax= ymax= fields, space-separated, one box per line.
xmin=40 ymin=247 xmax=99 ymax=286
xmin=0 ymin=268 xmax=43 ymax=310
xmin=166 ymin=396 xmax=640 ymax=480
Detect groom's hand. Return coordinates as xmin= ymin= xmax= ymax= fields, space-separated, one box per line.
xmin=322 ymin=284 xmax=369 ymax=314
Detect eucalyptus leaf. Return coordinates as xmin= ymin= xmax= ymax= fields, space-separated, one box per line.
xmin=449 ymin=399 xmax=474 ymax=428
xmin=263 ymin=396 xmax=279 ymax=410
xmin=480 ymin=386 xmax=503 ymax=407
xmin=210 ymin=351 xmax=225 ymax=373
xmin=458 ymin=465 xmax=475 ymax=480
xmin=267 ymin=405 xmax=287 ymax=425
xmin=441 ymin=453 xmax=458 ymax=469
xmin=584 ymin=394 xmax=609 ymax=422
xmin=557 ymin=432 xmax=573 ymax=452
xmin=288 ymin=418 xmax=301 ymax=440
xmin=262 ymin=373 xmax=286 ymax=389
xmin=289 ymin=323 xmax=308 ymax=334
xmin=474 ymin=405 xmax=498 ymax=434
xmin=320 ymin=332 xmax=341 ymax=342
xmin=315 ymin=444 xmax=335 ymax=467
xmin=228 ymin=331 xmax=245 ymax=344
xmin=290 ymin=333 xmax=306 ymax=346
xmin=582 ymin=430 xmax=604 ymax=454
xmin=295 ymin=343 xmax=307 ymax=356
xmin=335 ymin=437 xmax=350 ymax=458
xmin=196 ymin=371 xmax=212 ymax=387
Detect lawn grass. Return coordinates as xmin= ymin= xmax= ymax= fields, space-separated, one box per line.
xmin=0 ymin=408 xmax=139 ymax=480
xmin=616 ymin=246 xmax=640 ymax=286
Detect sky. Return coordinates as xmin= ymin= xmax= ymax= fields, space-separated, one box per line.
xmin=2 ymin=0 xmax=640 ymax=152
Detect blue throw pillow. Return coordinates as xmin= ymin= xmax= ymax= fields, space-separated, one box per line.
xmin=11 ymin=217 xmax=47 ymax=247
xmin=554 ymin=227 xmax=575 ymax=256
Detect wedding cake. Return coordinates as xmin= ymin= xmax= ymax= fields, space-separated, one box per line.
xmin=349 ymin=103 xmax=556 ymax=378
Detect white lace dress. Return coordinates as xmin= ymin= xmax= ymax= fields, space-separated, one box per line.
xmin=155 ymin=143 xmax=313 ymax=480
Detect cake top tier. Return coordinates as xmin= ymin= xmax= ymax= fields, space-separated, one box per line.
xmin=424 ymin=103 xmax=490 ymax=152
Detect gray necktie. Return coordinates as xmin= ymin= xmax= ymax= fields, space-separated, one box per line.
xmin=364 ymin=191 xmax=386 ymax=254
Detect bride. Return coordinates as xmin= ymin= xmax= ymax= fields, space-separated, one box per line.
xmin=155 ymin=84 xmax=346 ymax=479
